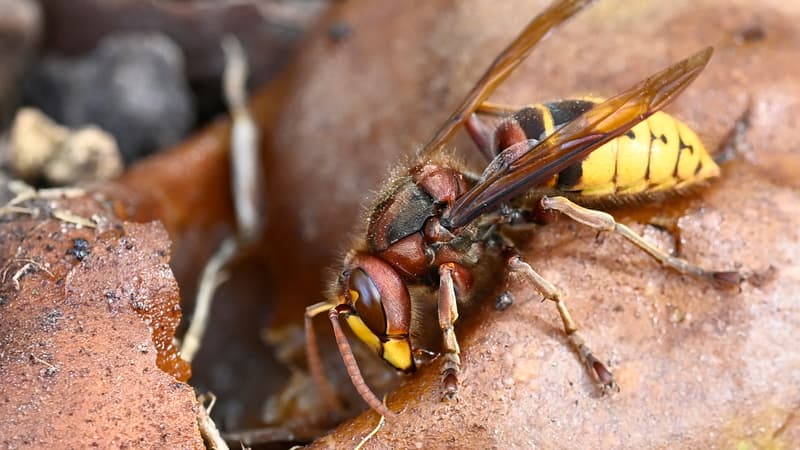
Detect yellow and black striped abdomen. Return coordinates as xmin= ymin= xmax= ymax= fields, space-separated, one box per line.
xmin=492 ymin=99 xmax=720 ymax=203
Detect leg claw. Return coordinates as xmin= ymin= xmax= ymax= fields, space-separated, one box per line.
xmin=588 ymin=356 xmax=619 ymax=395
xmin=442 ymin=369 xmax=459 ymax=401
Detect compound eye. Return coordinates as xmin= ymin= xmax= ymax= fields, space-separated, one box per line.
xmin=348 ymin=268 xmax=387 ymax=336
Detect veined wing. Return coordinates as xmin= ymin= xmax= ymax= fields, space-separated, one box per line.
xmin=443 ymin=47 xmax=714 ymax=228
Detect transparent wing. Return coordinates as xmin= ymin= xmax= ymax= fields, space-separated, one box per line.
xmin=420 ymin=0 xmax=595 ymax=157
xmin=443 ymin=47 xmax=713 ymax=228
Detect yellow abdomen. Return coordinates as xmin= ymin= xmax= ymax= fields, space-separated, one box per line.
xmin=493 ymin=100 xmax=720 ymax=202
xmin=562 ymin=110 xmax=719 ymax=198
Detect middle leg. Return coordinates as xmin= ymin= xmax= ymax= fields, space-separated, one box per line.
xmin=437 ymin=262 xmax=470 ymax=400
xmin=503 ymin=254 xmax=617 ymax=393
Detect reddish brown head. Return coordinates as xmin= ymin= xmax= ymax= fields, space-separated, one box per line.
xmin=337 ymin=253 xmax=415 ymax=372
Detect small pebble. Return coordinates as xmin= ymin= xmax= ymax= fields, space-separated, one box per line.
xmin=66 ymin=238 xmax=90 ymax=261
xmin=7 ymin=107 xmax=122 ymax=184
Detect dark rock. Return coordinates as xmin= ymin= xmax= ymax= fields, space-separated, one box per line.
xmin=36 ymin=0 xmax=317 ymax=123
xmin=0 ymin=0 xmax=42 ymax=126
xmin=23 ymin=33 xmax=194 ymax=162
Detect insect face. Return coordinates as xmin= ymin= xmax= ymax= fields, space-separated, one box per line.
xmin=337 ymin=254 xmax=415 ymax=373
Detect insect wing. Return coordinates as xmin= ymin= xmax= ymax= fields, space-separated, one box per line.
xmin=421 ymin=0 xmax=596 ymax=158
xmin=444 ymin=47 xmax=714 ymax=228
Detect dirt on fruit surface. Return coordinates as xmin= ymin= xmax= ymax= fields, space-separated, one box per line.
xmin=0 ymin=191 xmax=202 ymax=449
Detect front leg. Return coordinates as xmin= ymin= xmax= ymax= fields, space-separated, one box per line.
xmin=437 ymin=263 xmax=469 ymax=400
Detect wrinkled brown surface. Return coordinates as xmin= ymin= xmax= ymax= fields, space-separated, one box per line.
xmin=249 ymin=0 xmax=800 ymax=448
xmin=56 ymin=0 xmax=800 ymax=446
xmin=0 ymin=194 xmax=202 ymax=449
xmin=106 ymin=84 xmax=288 ymax=432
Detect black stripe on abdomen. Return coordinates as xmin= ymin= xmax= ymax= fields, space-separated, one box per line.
xmin=556 ymin=163 xmax=583 ymax=190
xmin=545 ymin=99 xmax=596 ymax=127
xmin=512 ymin=106 xmax=546 ymax=140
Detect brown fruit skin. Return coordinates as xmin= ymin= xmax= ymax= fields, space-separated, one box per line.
xmin=254 ymin=0 xmax=800 ymax=448
xmin=105 ymin=0 xmax=800 ymax=445
xmin=0 ymin=195 xmax=203 ymax=449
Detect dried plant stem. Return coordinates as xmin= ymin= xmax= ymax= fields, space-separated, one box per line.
xmin=197 ymin=394 xmax=230 ymax=450
xmin=181 ymin=237 xmax=237 ymax=362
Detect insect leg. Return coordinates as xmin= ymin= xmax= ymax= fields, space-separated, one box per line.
xmin=328 ymin=305 xmax=396 ymax=417
xmin=540 ymin=196 xmax=741 ymax=285
xmin=476 ymin=101 xmax=527 ymax=116
xmin=438 ymin=263 xmax=466 ymax=400
xmin=506 ymin=255 xmax=617 ymax=393
xmin=465 ymin=113 xmax=495 ymax=160
xmin=304 ymin=301 xmax=344 ymax=413
xmin=466 ymin=102 xmax=533 ymax=160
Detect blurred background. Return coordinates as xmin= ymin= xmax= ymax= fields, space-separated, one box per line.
xmin=0 ymin=0 xmax=326 ymax=170
xmin=2 ymin=1 xmax=798 ymax=449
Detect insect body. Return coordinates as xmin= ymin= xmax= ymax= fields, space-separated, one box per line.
xmin=305 ymin=0 xmax=739 ymax=418
xmin=481 ymin=99 xmax=721 ymax=201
